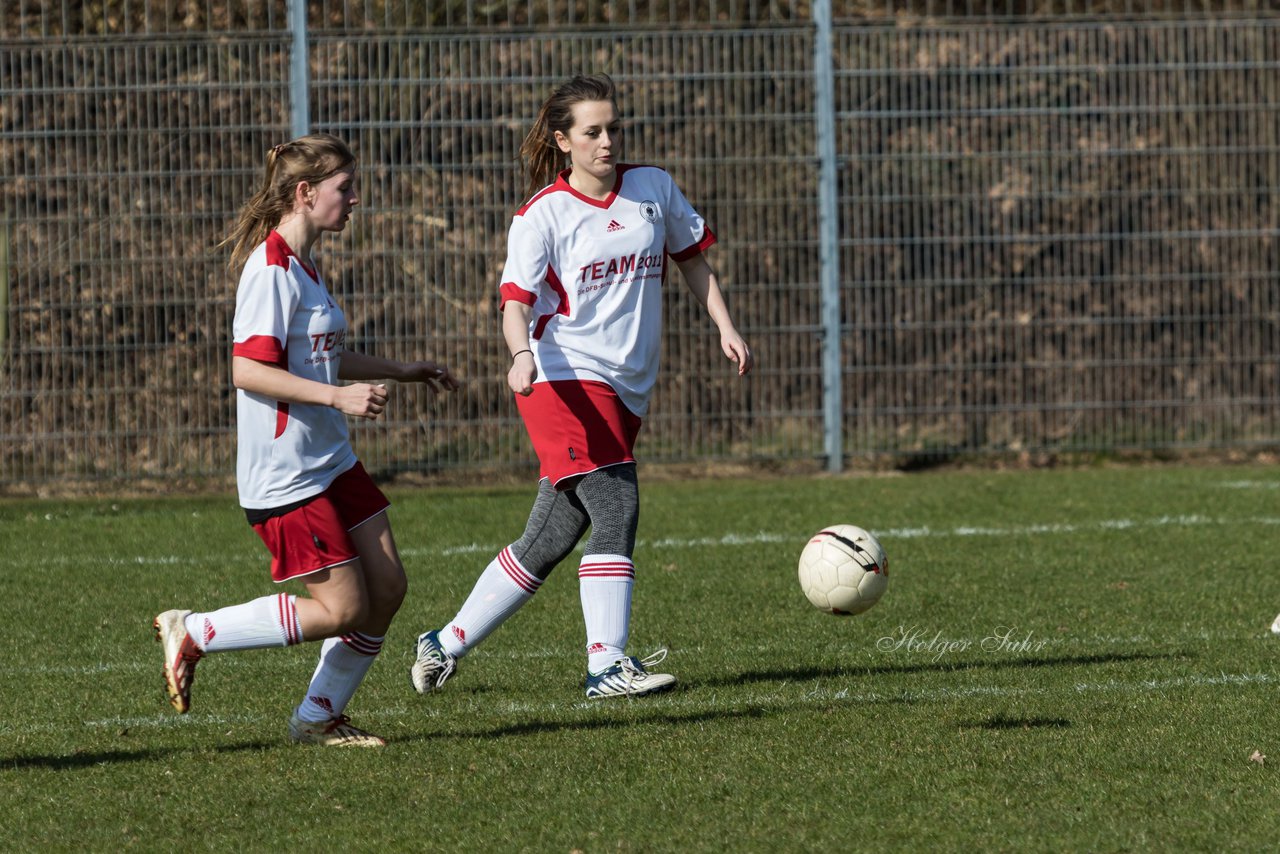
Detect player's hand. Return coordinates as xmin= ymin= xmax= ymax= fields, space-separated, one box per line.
xmin=403 ymin=360 xmax=460 ymax=395
xmin=508 ymin=351 xmax=537 ymax=396
xmin=722 ymin=332 xmax=754 ymax=377
xmin=334 ymin=382 xmax=389 ymax=419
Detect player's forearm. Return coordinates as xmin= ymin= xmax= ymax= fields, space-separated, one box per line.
xmin=679 ymin=258 xmax=739 ymax=334
xmin=337 ymin=350 xmax=408 ymax=382
xmin=503 ymin=302 xmax=534 ymax=355
xmin=701 ymin=281 xmax=740 ymax=334
xmin=232 ymin=356 xmax=338 ymax=408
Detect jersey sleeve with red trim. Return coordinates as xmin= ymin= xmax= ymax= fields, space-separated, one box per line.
xmin=498 ymin=215 xmax=551 ymax=309
xmin=233 ymin=264 xmax=297 ymax=365
xmin=663 ymin=175 xmax=717 ymax=262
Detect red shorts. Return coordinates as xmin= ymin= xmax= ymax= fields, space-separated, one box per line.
xmin=249 ymin=462 xmax=391 ymax=583
xmin=515 ymin=379 xmax=642 ymax=487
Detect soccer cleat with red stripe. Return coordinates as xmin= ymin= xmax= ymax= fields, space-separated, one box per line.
xmin=584 ymin=648 xmax=676 ymax=699
xmin=409 ymin=629 xmax=457 ymax=694
xmin=288 ymin=710 xmax=386 ymax=747
xmin=153 ymin=609 xmax=203 ymax=714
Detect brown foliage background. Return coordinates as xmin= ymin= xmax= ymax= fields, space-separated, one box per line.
xmin=1 ymin=2 xmax=1278 ymax=488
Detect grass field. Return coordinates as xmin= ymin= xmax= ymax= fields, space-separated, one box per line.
xmin=3 ymin=463 xmax=1280 ymax=851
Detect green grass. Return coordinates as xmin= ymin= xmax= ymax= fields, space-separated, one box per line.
xmin=3 ymin=464 xmax=1280 ymax=851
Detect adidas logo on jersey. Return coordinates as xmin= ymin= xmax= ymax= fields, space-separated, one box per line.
xmin=606 ymin=219 xmax=625 ymax=232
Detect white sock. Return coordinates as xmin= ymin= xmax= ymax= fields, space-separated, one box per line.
xmin=579 ymin=554 xmax=634 ymax=674
xmin=296 ymin=632 xmax=384 ymax=723
xmin=440 ymin=547 xmax=541 ymax=658
xmin=184 ymin=593 xmax=303 ymax=653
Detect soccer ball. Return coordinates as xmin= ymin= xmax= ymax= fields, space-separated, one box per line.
xmin=798 ymin=524 xmax=888 ymax=615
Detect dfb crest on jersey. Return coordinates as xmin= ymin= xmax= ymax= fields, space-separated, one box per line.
xmin=639 ymin=200 xmax=659 ymax=223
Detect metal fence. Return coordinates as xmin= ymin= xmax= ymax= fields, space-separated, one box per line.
xmin=2 ymin=1 xmax=1278 ymax=489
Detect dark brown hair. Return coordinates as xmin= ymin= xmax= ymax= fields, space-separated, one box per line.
xmin=518 ymin=73 xmax=618 ymax=199
xmin=219 ymin=133 xmax=356 ymax=272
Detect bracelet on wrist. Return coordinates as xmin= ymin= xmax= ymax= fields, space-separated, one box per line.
xmin=512 ymin=349 xmax=532 ymax=360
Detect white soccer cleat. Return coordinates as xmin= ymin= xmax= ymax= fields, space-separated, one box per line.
xmin=410 ymin=629 xmax=457 ymax=694
xmin=153 ymin=609 xmax=203 ymax=714
xmin=1270 ymin=613 xmax=1280 ymax=635
xmin=584 ymin=648 xmax=677 ymax=699
xmin=288 ymin=709 xmax=386 ymax=747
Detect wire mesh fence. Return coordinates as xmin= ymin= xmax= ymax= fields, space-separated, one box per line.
xmin=4 ymin=0 xmax=1278 ymax=36
xmin=1 ymin=2 xmax=1278 ymax=489
xmin=841 ymin=19 xmax=1280 ymax=457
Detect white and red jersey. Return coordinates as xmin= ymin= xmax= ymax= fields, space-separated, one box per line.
xmin=232 ymin=230 xmax=356 ymax=509
xmin=498 ymin=164 xmax=715 ymax=417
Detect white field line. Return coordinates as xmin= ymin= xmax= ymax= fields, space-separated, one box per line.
xmin=62 ymin=670 xmax=1276 ymax=736
xmin=0 ymin=626 xmax=1251 ymax=681
xmin=0 ymin=632 xmax=1218 ymax=686
xmin=432 ymin=513 xmax=1280 ymax=558
xmin=19 ymin=513 xmax=1280 ymax=570
xmin=0 ymin=613 xmax=1248 ymax=682
xmin=1218 ymin=480 xmax=1280 ymax=490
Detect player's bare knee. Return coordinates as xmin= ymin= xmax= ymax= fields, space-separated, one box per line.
xmin=327 ymin=597 xmax=370 ymax=634
xmin=367 ymin=573 xmax=407 ymax=617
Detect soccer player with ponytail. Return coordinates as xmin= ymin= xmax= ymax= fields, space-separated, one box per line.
xmin=411 ymin=74 xmax=753 ymax=699
xmin=153 ymin=134 xmax=458 ymax=746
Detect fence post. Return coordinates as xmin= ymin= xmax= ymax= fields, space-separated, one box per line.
xmin=288 ymin=0 xmax=310 ymax=138
xmin=0 ymin=219 xmax=8 ymax=365
xmin=814 ymin=0 xmax=843 ymax=472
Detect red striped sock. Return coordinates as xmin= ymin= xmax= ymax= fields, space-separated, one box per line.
xmin=441 ymin=547 xmax=541 ymax=657
xmin=186 ymin=593 xmax=303 ymax=653
xmin=579 ymin=554 xmax=635 ymax=673
xmin=296 ymin=632 xmax=384 ymax=723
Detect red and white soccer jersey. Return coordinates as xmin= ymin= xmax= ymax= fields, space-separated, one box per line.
xmin=232 ymin=230 xmax=357 ymax=509
xmin=498 ymin=164 xmax=716 ymax=417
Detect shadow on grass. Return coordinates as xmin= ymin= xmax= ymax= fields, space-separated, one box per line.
xmin=961 ymin=714 xmax=1073 ymax=730
xmin=393 ymin=651 xmax=1182 ymax=743
xmin=695 ymin=649 xmax=1189 ymax=688
xmin=1 ymin=739 xmax=280 ymax=771
xmin=3 ymin=652 xmax=1183 ymax=760
xmin=398 ymin=700 xmax=772 ymax=743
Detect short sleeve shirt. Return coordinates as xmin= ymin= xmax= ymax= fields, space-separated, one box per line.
xmin=232 ymin=231 xmax=357 ymax=509
xmin=497 ymin=164 xmax=715 ymax=417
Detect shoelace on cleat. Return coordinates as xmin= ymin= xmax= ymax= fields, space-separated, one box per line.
xmin=417 ymin=638 xmax=456 ymax=688
xmin=173 ymin=638 xmax=202 ymax=686
xmin=633 ymin=648 xmax=667 ymax=670
xmin=429 ymin=655 xmax=455 ymax=688
xmin=323 ymin=715 xmax=378 ymax=742
xmin=615 ymin=648 xmax=668 ymax=694
xmin=179 ymin=642 xmax=203 ymax=666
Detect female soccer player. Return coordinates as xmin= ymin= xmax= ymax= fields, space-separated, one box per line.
xmin=411 ymin=74 xmax=753 ymax=699
xmin=154 ymin=133 xmax=458 ymax=746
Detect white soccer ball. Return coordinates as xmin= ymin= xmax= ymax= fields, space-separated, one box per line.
xmin=798 ymin=524 xmax=888 ymax=615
